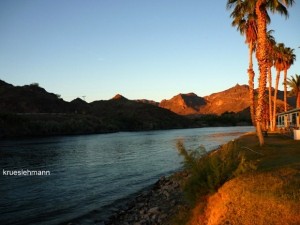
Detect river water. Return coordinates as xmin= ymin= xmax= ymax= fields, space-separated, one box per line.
xmin=0 ymin=126 xmax=254 ymax=225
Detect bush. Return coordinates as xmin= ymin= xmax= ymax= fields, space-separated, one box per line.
xmin=177 ymin=140 xmax=256 ymax=203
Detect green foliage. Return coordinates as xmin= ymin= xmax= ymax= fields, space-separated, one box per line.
xmin=0 ymin=113 xmax=117 ymax=138
xmin=193 ymin=111 xmax=251 ymax=127
xmin=177 ymin=140 xmax=256 ymax=203
xmin=287 ymin=74 xmax=300 ymax=93
xmin=233 ymin=153 xmax=258 ymax=176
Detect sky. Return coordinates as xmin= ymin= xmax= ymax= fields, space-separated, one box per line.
xmin=0 ymin=0 xmax=299 ymax=103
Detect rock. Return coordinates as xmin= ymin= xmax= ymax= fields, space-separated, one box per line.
xmin=163 ymin=190 xmax=170 ymax=199
xmin=104 ymin=171 xmax=188 ymax=225
xmin=151 ymin=214 xmax=158 ymax=221
xmin=139 ymin=209 xmax=145 ymax=215
xmin=148 ymin=206 xmax=160 ymax=214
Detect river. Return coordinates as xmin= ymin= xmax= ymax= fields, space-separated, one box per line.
xmin=0 ymin=126 xmax=254 ymax=225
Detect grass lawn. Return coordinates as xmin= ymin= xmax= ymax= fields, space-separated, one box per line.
xmin=176 ymin=133 xmax=300 ymax=225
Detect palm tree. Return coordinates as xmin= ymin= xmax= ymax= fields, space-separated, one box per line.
xmin=227 ymin=0 xmax=258 ymax=125
xmin=227 ymin=0 xmax=294 ymax=145
xmin=254 ymin=0 xmax=294 ymax=145
xmin=282 ymin=47 xmax=296 ymax=111
xmin=272 ymin=43 xmax=285 ymax=131
xmin=266 ymin=30 xmax=276 ymax=130
xmin=286 ymin=74 xmax=300 ymax=108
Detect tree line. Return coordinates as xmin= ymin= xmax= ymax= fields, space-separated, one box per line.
xmin=227 ymin=0 xmax=298 ymax=146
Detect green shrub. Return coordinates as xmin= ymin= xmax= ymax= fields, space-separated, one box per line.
xmin=177 ymin=140 xmax=256 ymax=203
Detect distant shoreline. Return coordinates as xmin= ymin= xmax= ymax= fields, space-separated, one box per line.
xmin=0 ymin=112 xmax=252 ymax=140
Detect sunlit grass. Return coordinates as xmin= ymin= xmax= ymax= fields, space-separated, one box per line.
xmin=172 ymin=133 xmax=300 ymax=225
xmin=202 ymin=168 xmax=300 ymax=225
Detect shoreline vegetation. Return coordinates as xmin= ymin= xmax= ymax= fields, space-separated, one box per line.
xmin=71 ymin=132 xmax=300 ymax=225
xmin=0 ymin=112 xmax=251 ymax=139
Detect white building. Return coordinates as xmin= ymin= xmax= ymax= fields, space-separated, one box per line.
xmin=277 ymin=108 xmax=300 ymax=129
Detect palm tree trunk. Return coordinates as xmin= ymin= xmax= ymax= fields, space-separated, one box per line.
xmin=255 ymin=0 xmax=268 ymax=146
xmin=248 ymin=69 xmax=256 ymax=125
xmin=297 ymin=91 xmax=300 ymax=108
xmin=272 ymin=70 xmax=280 ymax=131
xmin=268 ymin=66 xmax=273 ymax=130
xmin=248 ymin=41 xmax=256 ymax=125
xmin=284 ymin=69 xmax=288 ymax=111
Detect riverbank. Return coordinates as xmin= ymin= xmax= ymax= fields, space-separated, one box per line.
xmin=92 ymin=132 xmax=300 ymax=225
xmin=63 ymin=171 xmax=189 ymax=225
xmin=104 ymin=172 xmax=188 ymax=225
xmin=184 ymin=133 xmax=300 ymax=225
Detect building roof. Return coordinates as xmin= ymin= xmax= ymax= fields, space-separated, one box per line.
xmin=277 ymin=108 xmax=300 ymax=116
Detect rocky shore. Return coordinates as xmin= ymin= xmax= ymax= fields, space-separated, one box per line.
xmin=103 ymin=172 xmax=189 ymax=225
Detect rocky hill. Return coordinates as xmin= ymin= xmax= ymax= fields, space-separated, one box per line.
xmin=88 ymin=94 xmax=192 ymax=131
xmin=159 ymin=84 xmax=250 ymax=115
xmin=159 ymin=93 xmax=206 ymax=115
xmin=159 ymin=84 xmax=295 ymax=116
xmin=0 ymin=80 xmax=71 ymax=113
xmin=0 ymin=81 xmax=192 ymax=138
xmin=202 ymin=84 xmax=251 ymax=115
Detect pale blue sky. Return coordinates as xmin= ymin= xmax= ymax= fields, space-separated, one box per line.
xmin=0 ymin=0 xmax=299 ymax=102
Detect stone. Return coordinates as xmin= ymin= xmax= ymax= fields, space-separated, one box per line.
xmin=103 ymin=171 xmax=188 ymax=225
xmin=148 ymin=206 xmax=160 ymax=214
xmin=163 ymin=190 xmax=170 ymax=199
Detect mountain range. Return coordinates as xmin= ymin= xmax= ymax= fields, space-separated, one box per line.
xmin=0 ymin=80 xmax=191 ymax=138
xmin=160 ymin=84 xmax=252 ymax=115
xmin=0 ymin=80 xmax=295 ymax=138
xmin=159 ymin=84 xmax=295 ymax=116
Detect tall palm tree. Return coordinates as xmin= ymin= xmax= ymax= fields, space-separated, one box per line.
xmin=254 ymin=0 xmax=294 ymax=145
xmin=286 ymin=74 xmax=300 ymax=108
xmin=272 ymin=43 xmax=285 ymax=131
xmin=227 ymin=0 xmax=294 ymax=145
xmin=227 ymin=0 xmax=258 ymax=125
xmin=266 ymin=30 xmax=276 ymax=130
xmin=282 ymin=47 xmax=296 ymax=111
